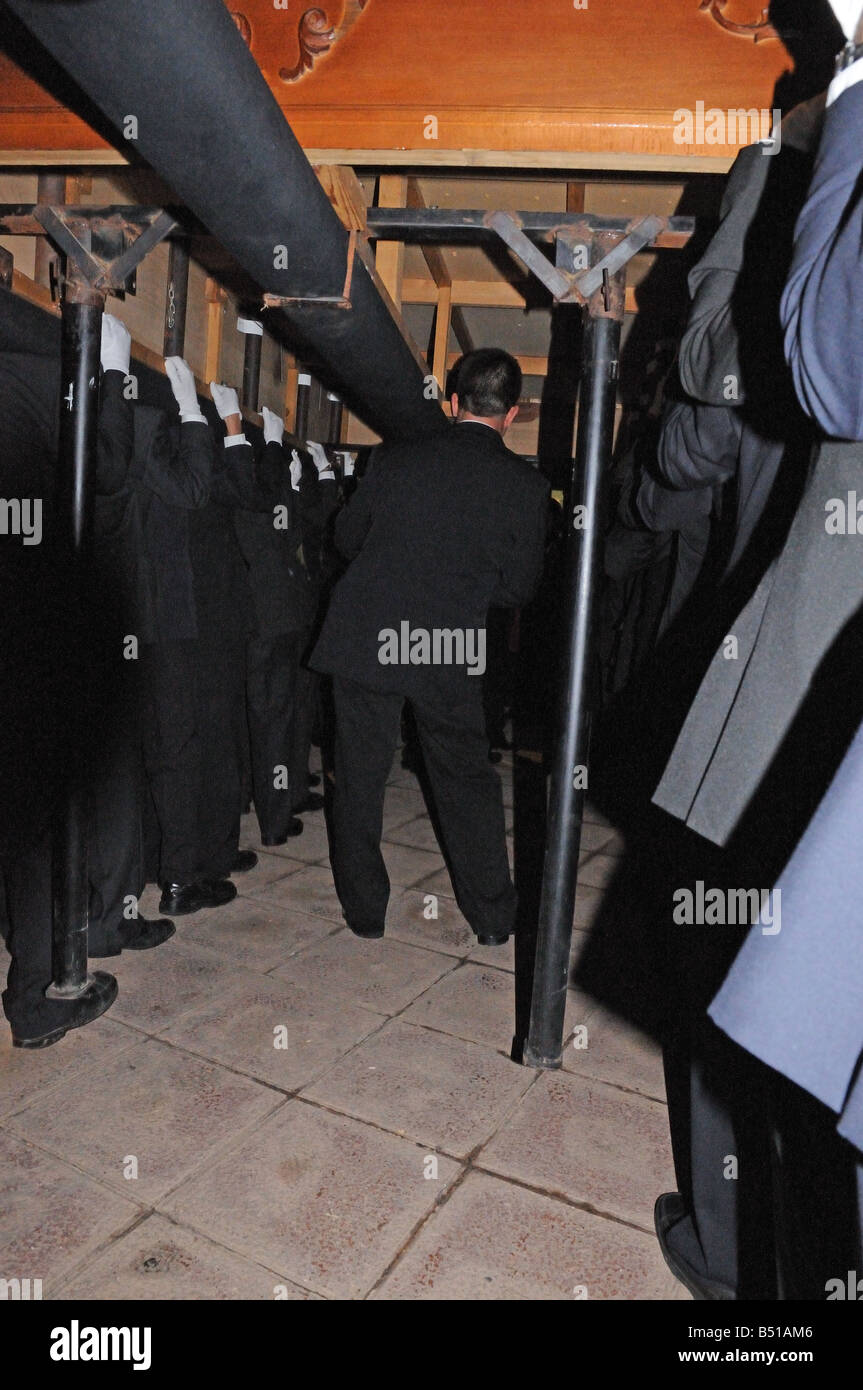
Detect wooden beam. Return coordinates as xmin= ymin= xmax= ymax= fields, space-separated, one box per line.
xmin=432 ymin=284 xmax=452 ymax=394
xmin=406 ymin=178 xmax=451 ymax=290
xmin=374 ymin=174 xmax=407 ymax=310
xmin=451 ymin=306 xmax=473 ymax=356
xmin=314 ymin=163 xmax=368 ymax=232
xmin=204 ymin=276 xmax=226 ymax=384
xmin=566 ymin=182 xmax=586 ymax=214
xmin=405 ymin=276 xmax=640 ymax=313
xmin=447 ymin=350 xmax=549 ymax=377
xmin=284 ymin=351 xmax=299 ymax=432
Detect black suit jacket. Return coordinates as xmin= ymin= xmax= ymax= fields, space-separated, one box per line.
xmin=94 ymin=375 xmax=213 ymax=643
xmin=232 ymin=440 xmax=316 ymax=640
xmin=311 ymin=421 xmax=549 ymax=699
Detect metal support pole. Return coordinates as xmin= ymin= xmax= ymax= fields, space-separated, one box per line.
xmin=242 ymin=326 xmax=262 ymax=414
xmin=46 ymin=246 xmax=104 ymax=1000
xmin=295 ymin=369 xmax=311 ymax=440
xmin=326 ymin=391 xmax=343 ymax=444
xmin=34 ymin=172 xmax=65 ymax=291
xmin=163 ymin=236 xmax=190 ymax=357
xmin=524 ymin=245 xmax=626 ymax=1069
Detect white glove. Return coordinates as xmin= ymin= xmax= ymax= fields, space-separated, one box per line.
xmin=100 ymin=313 xmax=131 ymax=374
xmin=829 ymin=1 xmax=863 ymax=40
xmin=210 ymin=382 xmax=241 ymax=420
xmin=289 ymin=449 xmax=303 ymax=491
xmin=166 ymin=357 xmax=205 ymax=424
xmin=262 ymin=406 xmax=285 ymax=446
xmin=307 ymin=440 xmax=335 ymax=480
xmin=339 ymin=451 xmax=356 ymax=479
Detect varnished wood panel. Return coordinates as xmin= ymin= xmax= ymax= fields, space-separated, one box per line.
xmin=0 ymin=0 xmax=800 ymax=166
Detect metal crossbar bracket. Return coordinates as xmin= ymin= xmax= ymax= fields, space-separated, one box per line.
xmin=262 ymin=228 xmax=358 ymax=312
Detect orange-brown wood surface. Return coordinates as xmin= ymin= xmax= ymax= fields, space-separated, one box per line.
xmin=0 ymin=0 xmax=796 ymax=167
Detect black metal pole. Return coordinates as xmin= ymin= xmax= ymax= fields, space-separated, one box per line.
xmin=295 ymin=369 xmax=311 ymax=440
xmin=524 ymin=253 xmax=625 ymax=1069
xmin=46 ymin=252 xmax=104 ymax=999
xmin=326 ymin=391 xmax=343 ymax=444
xmin=242 ymin=323 xmax=262 ymax=414
xmin=163 ymin=236 xmax=190 ymax=357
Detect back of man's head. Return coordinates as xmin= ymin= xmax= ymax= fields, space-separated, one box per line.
xmin=450 ymin=349 xmax=522 ymax=423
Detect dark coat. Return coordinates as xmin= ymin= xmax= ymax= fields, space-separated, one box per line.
xmin=311 ymin=421 xmax=549 ymax=700
xmin=187 ymin=434 xmax=280 ymax=644
xmin=232 ymin=440 xmax=315 ymax=639
xmin=94 ymin=377 xmax=213 ymax=644
xmin=651 ymin=122 xmax=829 ymax=847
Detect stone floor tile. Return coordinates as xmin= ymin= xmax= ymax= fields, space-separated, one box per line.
xmin=401 ymin=963 xmax=585 ymax=1052
xmin=106 ymin=937 xmax=258 ymax=1035
xmin=372 ymin=1170 xmax=680 ymax=1300
xmin=577 ymin=853 xmax=621 ymax=891
xmin=271 ymin=930 xmax=455 ymax=1015
xmin=0 ymin=1016 xmax=140 ymax=1123
xmin=384 ymin=815 xmax=444 ymax=855
xmin=246 ymin=864 xmax=344 ymax=923
xmin=561 ymin=1007 xmax=666 ymax=1102
xmin=234 ymin=851 xmax=306 ymax=889
xmin=0 ymin=1130 xmax=141 ymax=1292
xmin=381 ymin=786 xmax=428 ymax=832
xmin=6 ymin=1037 xmax=281 ymax=1204
xmin=304 ymin=1019 xmax=534 ymax=1158
xmin=413 ymin=866 xmax=457 ymax=899
xmin=385 ymin=888 xmax=474 ymax=957
xmin=479 ymin=1070 xmax=674 ymax=1229
xmin=381 ymin=840 xmax=444 ymax=888
xmin=254 ymin=819 xmax=332 ymax=864
xmin=182 ymin=896 xmax=336 ymax=973
xmin=53 ymin=1214 xmax=321 ymax=1300
xmin=162 ymin=972 xmax=384 ymax=1089
xmin=572 ymin=883 xmax=605 ymax=932
xmin=162 ymin=1100 xmax=461 ymax=1298
xmin=466 ymin=935 xmax=516 ymax=972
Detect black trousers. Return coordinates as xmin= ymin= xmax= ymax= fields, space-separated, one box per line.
xmin=331 ymin=676 xmax=516 ymax=935
xmin=291 ymin=653 xmax=319 ymax=810
xmin=1 ymin=832 xmax=56 ymax=1036
xmin=246 ymin=631 xmax=303 ymax=842
xmin=141 ymin=640 xmax=201 ymax=885
xmin=142 ymin=633 xmax=244 ymax=884
xmin=85 ymin=654 xmax=145 ymax=951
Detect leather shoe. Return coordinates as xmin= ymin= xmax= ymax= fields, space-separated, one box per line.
xmin=231 ymin=849 xmax=258 ymax=873
xmin=654 ymin=1193 xmax=736 ymax=1301
xmin=159 ymin=879 xmax=237 ymax=915
xmin=261 ymin=819 xmax=304 ymax=845
xmin=476 ymin=930 xmax=510 ymax=946
xmin=293 ymin=792 xmax=325 ymax=813
xmin=12 ymin=971 xmax=118 ymax=1049
xmin=346 ymin=920 xmax=385 ymax=939
xmin=90 ymin=916 xmax=176 ymax=958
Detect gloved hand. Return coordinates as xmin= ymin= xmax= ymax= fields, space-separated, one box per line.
xmin=262 ymin=405 xmax=285 ymax=445
xmin=307 ymin=440 xmax=336 ymax=479
xmin=829 ymin=1 xmax=863 ymax=40
xmin=339 ymin=451 xmax=356 ymax=479
xmin=289 ymin=449 xmax=303 ymax=491
xmin=210 ymin=382 xmax=241 ymax=420
xmin=100 ymin=313 xmax=131 ymax=374
xmin=166 ymin=357 xmax=205 ymax=423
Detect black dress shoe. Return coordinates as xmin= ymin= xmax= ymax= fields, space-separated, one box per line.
xmin=159 ymin=879 xmax=237 ymax=916
xmin=12 ymin=971 xmax=118 ymax=1049
xmin=654 ymin=1193 xmax=736 ymax=1301
xmin=90 ymin=916 xmax=176 ymax=958
xmin=231 ymin=849 xmax=258 ymax=873
xmin=261 ymin=819 xmax=304 ymax=846
xmin=346 ymin=920 xmax=386 ymax=939
xmin=476 ymin=930 xmax=510 ymax=946
xmin=293 ymin=792 xmax=325 ymax=814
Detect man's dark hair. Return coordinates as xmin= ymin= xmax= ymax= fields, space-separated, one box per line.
xmin=450 ymin=348 xmax=522 ymax=417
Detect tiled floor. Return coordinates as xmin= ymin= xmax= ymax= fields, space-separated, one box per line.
xmin=0 ymin=748 xmax=688 ymax=1301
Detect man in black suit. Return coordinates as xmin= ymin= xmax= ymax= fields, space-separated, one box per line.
xmin=311 ymin=349 xmax=549 ymax=944
xmin=232 ymin=406 xmax=307 ymax=846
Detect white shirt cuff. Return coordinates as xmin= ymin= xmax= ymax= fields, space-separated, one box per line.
xmin=828 ymin=57 xmax=863 ymax=106
xmin=317 ymin=469 xmax=336 ymax=481
xmin=224 ymin=433 xmax=247 ymax=448
xmin=179 ymin=411 xmax=207 ymax=425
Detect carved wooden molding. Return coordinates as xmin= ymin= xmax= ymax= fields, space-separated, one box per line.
xmin=280 ymin=1 xmax=370 ymax=83
xmin=699 ymin=0 xmax=778 ymax=43
xmin=230 ymin=11 xmax=253 ymax=47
